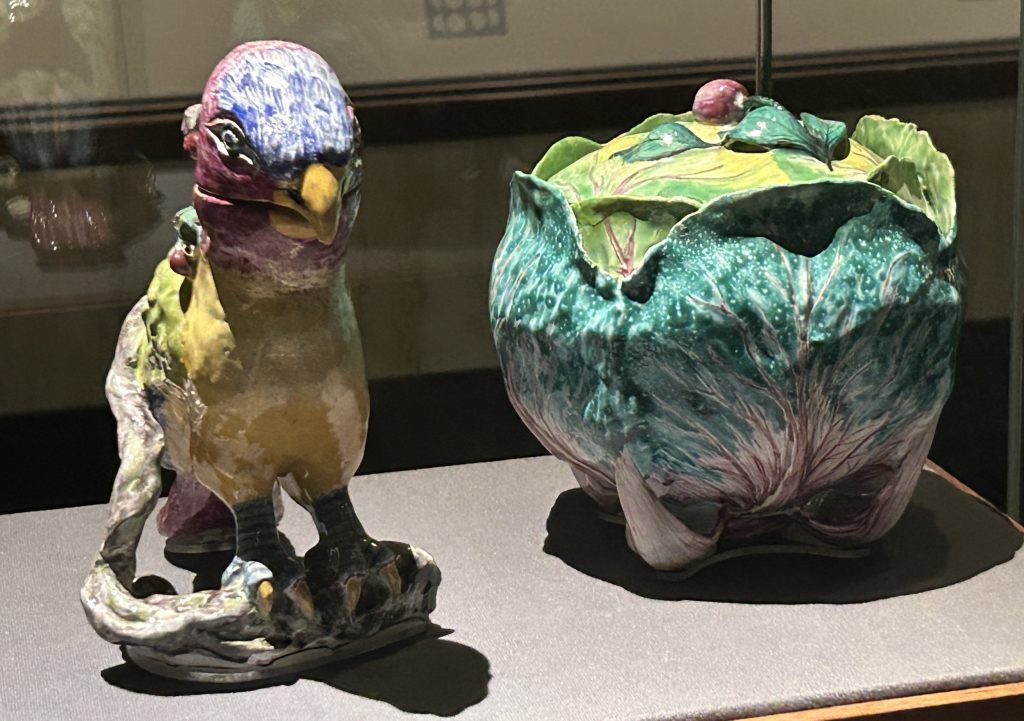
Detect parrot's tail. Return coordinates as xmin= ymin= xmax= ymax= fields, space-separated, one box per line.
xmin=80 ymin=299 xmax=264 ymax=650
xmin=102 ymin=299 xmax=165 ymax=587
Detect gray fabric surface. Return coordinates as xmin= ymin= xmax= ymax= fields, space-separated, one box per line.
xmin=2 ymin=455 xmax=1024 ymax=721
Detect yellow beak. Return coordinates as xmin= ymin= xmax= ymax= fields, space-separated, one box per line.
xmin=269 ymin=163 xmax=342 ymax=244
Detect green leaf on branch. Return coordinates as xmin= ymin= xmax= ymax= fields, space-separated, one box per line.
xmin=614 ymin=122 xmax=713 ymax=163
xmin=722 ymin=105 xmax=850 ymax=168
xmin=742 ymin=95 xmax=786 ymax=111
xmin=800 ymin=113 xmax=850 ymax=169
xmin=722 ymin=106 xmax=814 ymax=154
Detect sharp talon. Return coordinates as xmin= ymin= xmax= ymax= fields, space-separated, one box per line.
xmin=381 ymin=560 xmax=402 ymax=596
xmin=344 ymin=576 xmax=362 ymax=614
xmin=256 ymin=580 xmax=274 ymax=617
xmin=290 ymin=579 xmax=316 ymax=619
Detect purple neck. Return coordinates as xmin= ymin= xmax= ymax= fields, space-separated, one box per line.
xmin=194 ymin=189 xmax=358 ymax=286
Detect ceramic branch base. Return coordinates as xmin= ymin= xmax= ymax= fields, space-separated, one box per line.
xmin=87 ymin=543 xmax=441 ymax=683
xmin=124 ymin=617 xmax=437 ymax=683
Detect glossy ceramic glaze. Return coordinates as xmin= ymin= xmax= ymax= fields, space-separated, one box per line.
xmin=490 ymin=83 xmax=962 ymax=570
xmin=81 ymin=42 xmax=439 ymax=678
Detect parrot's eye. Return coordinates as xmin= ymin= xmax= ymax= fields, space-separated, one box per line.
xmin=221 ymin=128 xmax=241 ymax=150
xmin=205 ymin=118 xmax=258 ymax=172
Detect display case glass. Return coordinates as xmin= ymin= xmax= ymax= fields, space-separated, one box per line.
xmin=1 ymin=0 xmax=1020 ymax=517
xmin=5 ymin=2 xmax=1024 ymax=717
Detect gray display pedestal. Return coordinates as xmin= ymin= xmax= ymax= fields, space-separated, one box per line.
xmin=2 ymin=456 xmax=1023 ymax=720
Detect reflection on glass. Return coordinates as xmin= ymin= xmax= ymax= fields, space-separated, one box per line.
xmin=1 ymin=157 xmax=162 ymax=267
xmin=6 ymin=0 xmax=44 ymax=25
xmin=0 ymin=0 xmax=163 ymax=269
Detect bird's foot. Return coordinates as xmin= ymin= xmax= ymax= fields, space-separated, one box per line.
xmin=222 ymin=553 xmax=316 ymax=622
xmin=255 ymin=575 xmax=316 ymax=621
xmin=229 ymin=497 xmax=317 ymax=621
xmin=304 ymin=537 xmax=404 ymax=621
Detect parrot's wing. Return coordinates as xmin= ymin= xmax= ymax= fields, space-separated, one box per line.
xmin=137 ymin=207 xmax=195 ymax=389
xmin=137 ymin=206 xmax=201 ymax=470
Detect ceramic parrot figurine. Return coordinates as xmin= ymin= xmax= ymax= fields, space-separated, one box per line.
xmin=82 ymin=41 xmax=439 ymax=680
xmin=490 ymin=80 xmax=962 ymax=572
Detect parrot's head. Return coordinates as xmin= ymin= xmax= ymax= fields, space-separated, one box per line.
xmin=183 ymin=41 xmax=361 ymax=280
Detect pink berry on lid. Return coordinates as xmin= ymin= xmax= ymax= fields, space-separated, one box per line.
xmin=692 ymin=79 xmax=749 ymax=125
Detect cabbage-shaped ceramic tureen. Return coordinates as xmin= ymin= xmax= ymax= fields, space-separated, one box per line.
xmin=489 ymin=80 xmax=962 ymax=571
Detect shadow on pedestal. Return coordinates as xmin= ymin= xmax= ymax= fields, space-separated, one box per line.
xmin=544 ymin=470 xmax=1023 ymax=604
xmin=101 ymin=630 xmax=490 ymax=716
xmin=305 ymin=634 xmax=491 ymax=715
